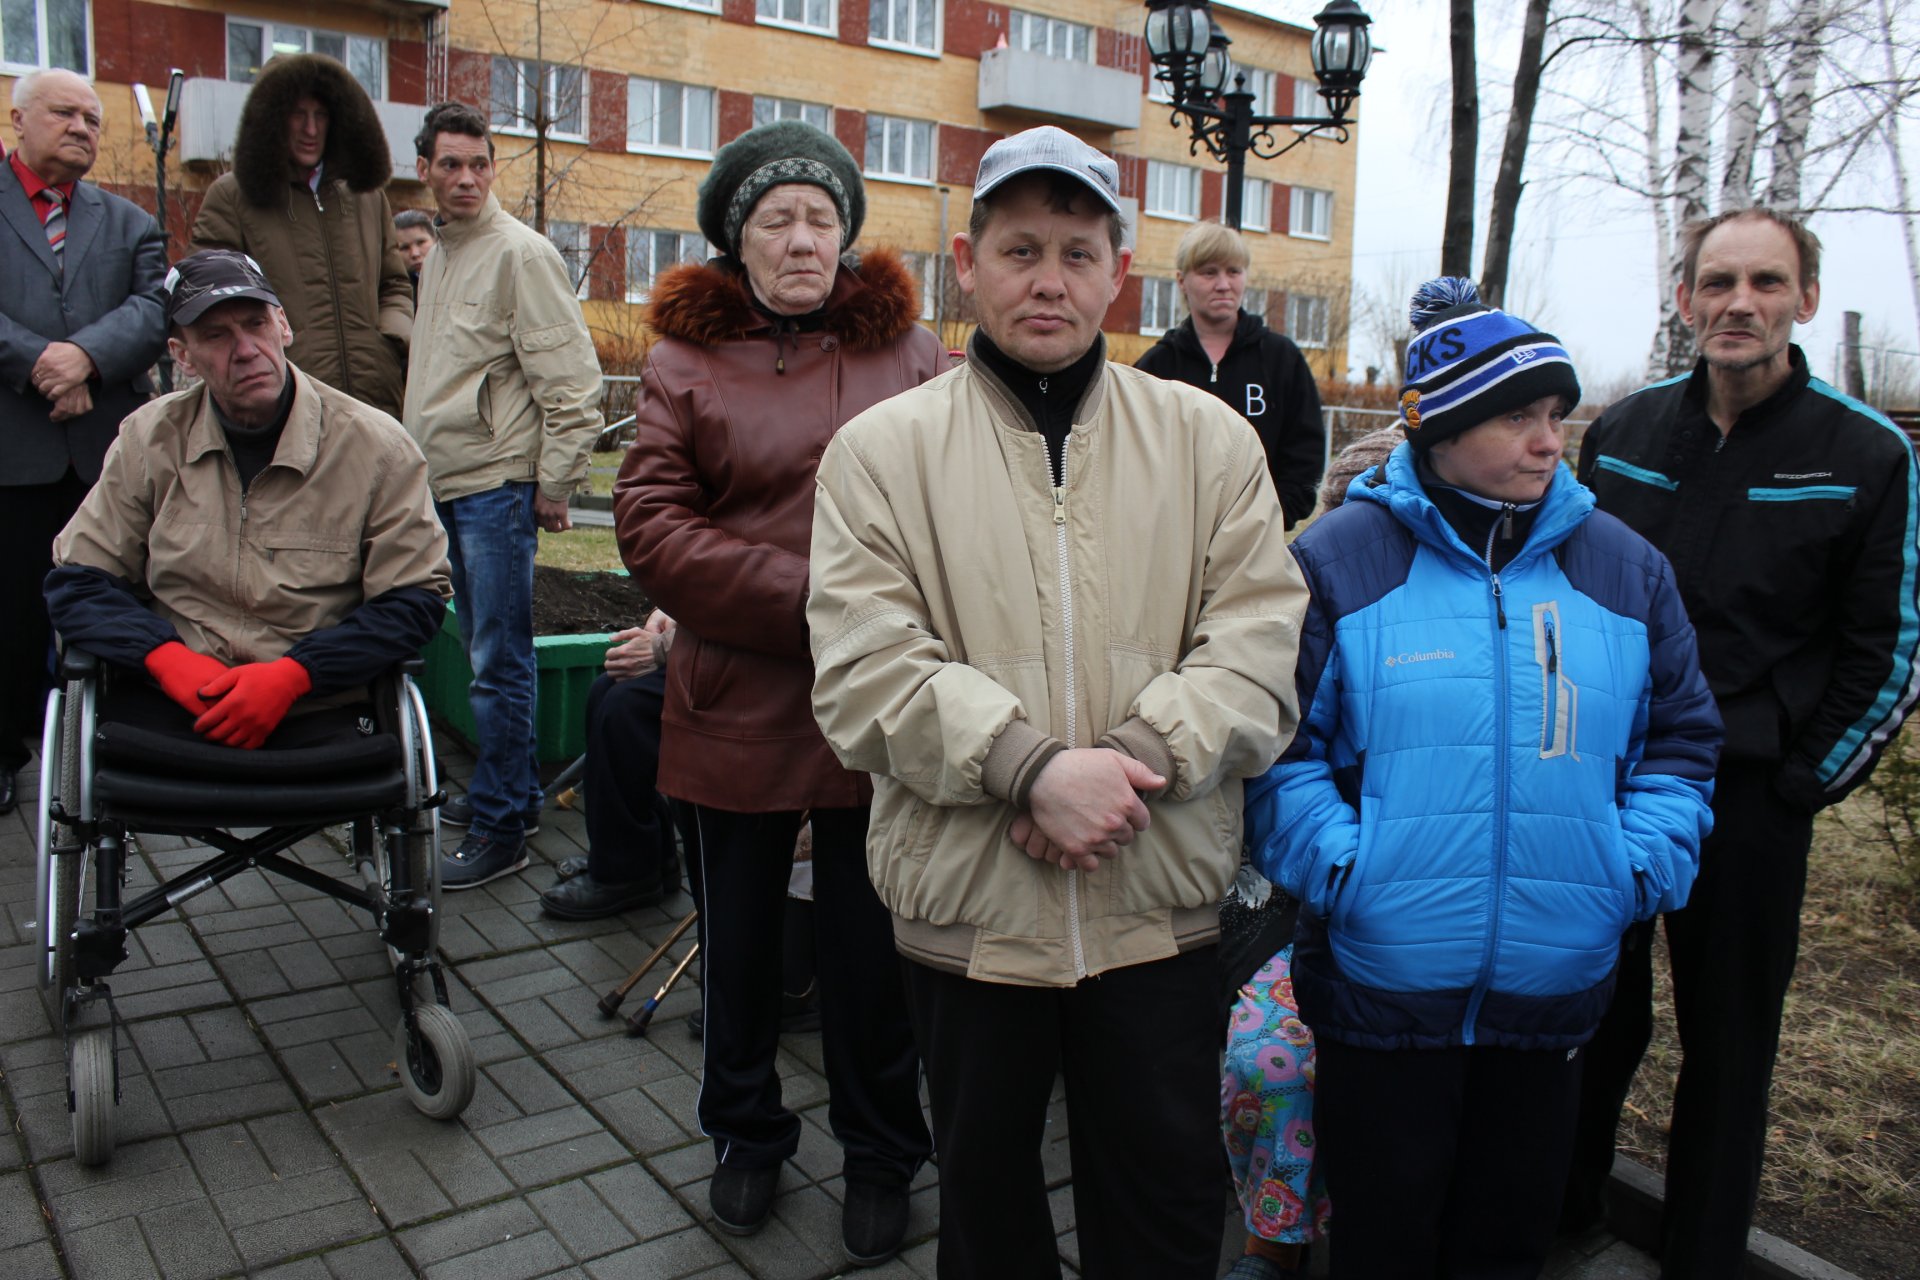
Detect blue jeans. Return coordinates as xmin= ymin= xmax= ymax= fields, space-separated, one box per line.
xmin=436 ymin=482 xmax=541 ymax=842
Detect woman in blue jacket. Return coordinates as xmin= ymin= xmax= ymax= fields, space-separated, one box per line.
xmin=1248 ymin=281 xmax=1721 ymax=1278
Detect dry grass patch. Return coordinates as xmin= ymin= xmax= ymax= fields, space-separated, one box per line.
xmin=536 ymin=527 xmax=625 ymax=574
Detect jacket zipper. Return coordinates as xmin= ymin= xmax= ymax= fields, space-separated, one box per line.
xmin=1542 ymin=610 xmax=1559 ymax=751
xmin=308 ymin=183 xmax=354 ymax=399
xmin=1464 ymin=504 xmax=1517 ymax=1042
xmin=1209 ymin=360 xmax=1219 ymax=384
xmin=1052 ymin=469 xmax=1088 ymax=981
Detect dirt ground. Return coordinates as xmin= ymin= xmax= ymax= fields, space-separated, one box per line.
xmin=1618 ymin=798 xmax=1920 ymax=1278
xmin=530 ymin=566 xmax=650 ymax=635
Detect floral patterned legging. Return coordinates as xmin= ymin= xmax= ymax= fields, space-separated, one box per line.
xmin=1220 ymin=945 xmax=1332 ymax=1245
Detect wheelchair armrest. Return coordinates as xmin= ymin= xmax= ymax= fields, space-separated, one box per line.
xmin=60 ymin=648 xmax=103 ymax=681
xmin=398 ymin=658 xmax=425 ymax=677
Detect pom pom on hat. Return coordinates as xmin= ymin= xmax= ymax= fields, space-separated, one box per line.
xmin=1397 ymin=277 xmax=1580 ymax=452
xmin=1409 ymin=277 xmax=1480 ymax=331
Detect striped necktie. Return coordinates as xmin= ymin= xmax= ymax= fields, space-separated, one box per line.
xmin=40 ymin=187 xmax=65 ymax=276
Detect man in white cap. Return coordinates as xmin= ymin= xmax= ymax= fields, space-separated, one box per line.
xmin=807 ymin=125 xmax=1308 ymax=1278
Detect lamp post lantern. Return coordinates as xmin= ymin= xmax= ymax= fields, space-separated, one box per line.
xmin=1144 ymin=0 xmax=1372 ymax=230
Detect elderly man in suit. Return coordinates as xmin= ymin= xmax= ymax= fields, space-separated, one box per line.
xmin=0 ymin=69 xmax=167 ymax=811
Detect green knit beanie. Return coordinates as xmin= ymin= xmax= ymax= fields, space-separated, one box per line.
xmin=697 ymin=120 xmax=865 ymax=258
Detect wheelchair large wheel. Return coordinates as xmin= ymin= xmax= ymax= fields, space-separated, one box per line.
xmin=69 ymin=1028 xmax=116 ymax=1166
xmin=45 ymin=681 xmax=86 ymax=997
xmin=394 ymin=1004 xmax=475 ymax=1121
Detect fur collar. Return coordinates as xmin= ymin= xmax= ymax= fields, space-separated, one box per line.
xmin=231 ymin=55 xmax=393 ymax=207
xmin=647 ymin=246 xmax=922 ymax=351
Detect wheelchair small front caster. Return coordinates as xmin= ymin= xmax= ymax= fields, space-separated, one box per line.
xmin=69 ymin=1028 xmax=117 ymax=1166
xmin=394 ymin=1004 xmax=475 ymax=1121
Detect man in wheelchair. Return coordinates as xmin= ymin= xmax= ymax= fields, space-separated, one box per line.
xmin=45 ymin=248 xmax=451 ymax=740
xmin=35 ymin=250 xmax=468 ymax=1164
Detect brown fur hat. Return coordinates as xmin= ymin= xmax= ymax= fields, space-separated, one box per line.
xmin=230 ymin=54 xmax=392 ymax=207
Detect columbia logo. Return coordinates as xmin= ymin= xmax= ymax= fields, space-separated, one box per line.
xmin=1385 ymin=649 xmax=1455 ymax=668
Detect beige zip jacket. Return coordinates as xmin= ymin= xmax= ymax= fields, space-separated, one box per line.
xmin=53 ymin=366 xmax=451 ymax=667
xmin=809 ymin=348 xmax=1308 ymax=987
xmin=403 ymin=193 xmax=602 ymax=503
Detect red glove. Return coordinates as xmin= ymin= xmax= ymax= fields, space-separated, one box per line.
xmin=192 ymin=657 xmax=312 ymax=750
xmin=143 ymin=641 xmax=231 ymax=718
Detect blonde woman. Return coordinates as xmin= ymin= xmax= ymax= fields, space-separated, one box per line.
xmin=1135 ymin=222 xmax=1325 ymax=528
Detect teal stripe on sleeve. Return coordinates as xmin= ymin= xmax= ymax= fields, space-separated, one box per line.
xmin=1806 ymin=378 xmax=1920 ymax=790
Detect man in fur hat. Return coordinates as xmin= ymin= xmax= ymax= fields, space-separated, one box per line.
xmin=191 ymin=54 xmax=412 ymax=417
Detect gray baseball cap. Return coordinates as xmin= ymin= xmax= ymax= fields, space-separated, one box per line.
xmin=973 ymin=125 xmax=1122 ymax=213
xmin=164 ymin=250 xmax=283 ymax=326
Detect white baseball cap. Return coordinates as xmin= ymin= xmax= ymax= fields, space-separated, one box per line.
xmin=973 ymin=126 xmax=1122 ymax=213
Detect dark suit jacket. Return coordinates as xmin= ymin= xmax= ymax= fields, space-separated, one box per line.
xmin=0 ymin=161 xmax=167 ymax=487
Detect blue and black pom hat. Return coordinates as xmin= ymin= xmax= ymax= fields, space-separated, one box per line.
xmin=1397 ymin=277 xmax=1581 ymax=451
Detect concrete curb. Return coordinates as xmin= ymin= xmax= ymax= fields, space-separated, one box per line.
xmin=1605 ymin=1158 xmax=1866 ymax=1280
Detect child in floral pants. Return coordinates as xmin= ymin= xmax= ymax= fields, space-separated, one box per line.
xmin=1222 ymin=943 xmax=1329 ymax=1278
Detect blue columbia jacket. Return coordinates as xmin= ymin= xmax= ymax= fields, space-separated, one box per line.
xmin=1248 ymin=445 xmax=1721 ymax=1051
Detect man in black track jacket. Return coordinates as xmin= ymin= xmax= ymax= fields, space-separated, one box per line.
xmin=1135 ymin=222 xmax=1325 ymax=528
xmin=1564 ymin=207 xmax=1920 ymax=1279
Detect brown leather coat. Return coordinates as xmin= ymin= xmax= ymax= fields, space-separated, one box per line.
xmin=614 ymin=248 xmax=944 ymax=811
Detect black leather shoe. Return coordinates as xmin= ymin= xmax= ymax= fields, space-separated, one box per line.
xmin=539 ymin=871 xmax=673 ymax=920
xmin=841 ymin=1180 xmax=909 ymax=1266
xmin=0 ymin=770 xmax=15 ymax=816
xmin=710 ymin=1162 xmax=779 ymax=1236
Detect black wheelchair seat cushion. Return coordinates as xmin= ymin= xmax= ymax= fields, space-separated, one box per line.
xmin=84 ymin=678 xmax=410 ymax=825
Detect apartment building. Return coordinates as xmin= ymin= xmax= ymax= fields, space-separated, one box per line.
xmin=2 ymin=0 xmax=1356 ymax=371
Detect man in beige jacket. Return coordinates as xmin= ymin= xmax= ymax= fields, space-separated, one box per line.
xmin=808 ymin=126 xmax=1307 ymax=1280
xmin=47 ymin=249 xmax=450 ymax=750
xmin=403 ymin=103 xmax=602 ymax=890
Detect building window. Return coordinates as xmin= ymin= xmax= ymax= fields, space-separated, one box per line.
xmin=1240 ymin=66 xmax=1278 ymax=116
xmin=1140 ymin=276 xmax=1184 ymax=335
xmin=4 ymin=0 xmax=88 ymax=73
xmin=1290 ymin=186 xmax=1333 ymax=239
xmin=1144 ymin=161 xmax=1201 ymax=220
xmin=492 ymin=57 xmax=585 ymax=139
xmin=902 ymin=251 xmax=943 ymax=321
xmin=753 ymin=96 xmax=831 ymax=132
xmin=1244 ymin=286 xmax=1268 ymax=320
xmin=870 ymin=0 xmax=937 ymax=53
xmin=628 ymin=79 xmax=714 ymax=155
xmin=548 ymin=221 xmax=592 ymax=301
xmin=1293 ymin=76 xmax=1325 ymax=121
xmin=758 ymin=0 xmax=834 ymax=35
xmin=865 ymin=114 xmax=933 ymax=183
xmin=1007 ymin=10 xmax=1091 ymax=61
xmin=229 ymin=21 xmax=382 ymax=100
xmin=627 ymin=229 xmax=712 ymax=304
xmin=1240 ymin=177 xmax=1270 ymax=232
xmin=1287 ymin=293 xmax=1330 ymax=348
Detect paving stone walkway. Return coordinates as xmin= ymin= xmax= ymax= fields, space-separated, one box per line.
xmin=0 ymin=733 xmax=1658 ymax=1279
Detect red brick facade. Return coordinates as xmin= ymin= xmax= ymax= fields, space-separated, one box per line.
xmin=1200 ymin=170 xmax=1222 ymax=223
xmin=1115 ymin=154 xmax=1145 ymax=201
xmin=1272 ymin=183 xmax=1291 ymax=237
xmin=936 ymin=124 xmax=1001 ymax=187
xmin=93 ymin=0 xmax=225 ymax=88
xmin=834 ymin=108 xmax=867 ymax=166
xmin=588 ymin=71 xmax=627 ymax=153
xmin=448 ymin=48 xmax=492 ymax=113
xmin=588 ymin=225 xmax=626 ymax=302
xmin=1103 ymin=273 xmax=1142 ymax=334
xmin=944 ymin=0 xmax=1009 ymax=60
xmin=723 ymin=0 xmax=757 ymax=25
xmin=389 ymin=40 xmax=428 ymax=107
xmin=718 ymin=90 xmax=755 ymax=146
xmin=838 ymin=0 xmax=870 ymax=47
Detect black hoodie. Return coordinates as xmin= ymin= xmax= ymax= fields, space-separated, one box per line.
xmin=1135 ymin=310 xmax=1326 ymax=528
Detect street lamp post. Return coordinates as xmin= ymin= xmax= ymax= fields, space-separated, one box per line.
xmin=1144 ymin=0 xmax=1373 ymax=230
xmin=133 ymin=69 xmax=185 ymax=391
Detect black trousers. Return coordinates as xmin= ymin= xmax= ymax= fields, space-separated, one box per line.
xmin=686 ymin=804 xmax=929 ymax=1185
xmin=902 ymin=947 xmax=1223 ymax=1280
xmin=1316 ymin=1038 xmax=1584 ymax=1279
xmin=1564 ymin=764 xmax=1813 ymax=1278
xmin=581 ymin=670 xmax=675 ymax=887
xmin=0 ymin=469 xmax=89 ymax=771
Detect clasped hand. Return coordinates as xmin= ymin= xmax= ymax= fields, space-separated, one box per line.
xmin=1006 ymin=748 xmax=1165 ymax=873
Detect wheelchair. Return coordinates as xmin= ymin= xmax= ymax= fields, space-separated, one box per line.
xmin=33 ymin=648 xmax=477 ymax=1165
